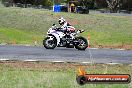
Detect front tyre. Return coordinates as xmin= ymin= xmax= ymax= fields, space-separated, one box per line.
xmin=75 ymin=37 xmax=88 ymax=50
xmin=43 ymin=36 xmax=57 ymax=49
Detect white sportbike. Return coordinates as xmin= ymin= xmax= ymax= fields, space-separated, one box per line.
xmin=43 ymin=24 xmax=88 ymax=50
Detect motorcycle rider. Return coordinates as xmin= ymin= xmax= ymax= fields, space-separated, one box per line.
xmin=57 ymin=17 xmax=76 ymax=46
xmin=58 ymin=17 xmax=75 ymax=34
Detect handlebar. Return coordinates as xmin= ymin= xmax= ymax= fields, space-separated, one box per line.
xmin=76 ymin=30 xmax=85 ymax=34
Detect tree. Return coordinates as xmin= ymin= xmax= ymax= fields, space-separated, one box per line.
xmin=106 ymin=0 xmax=122 ymax=13
xmin=42 ymin=0 xmax=53 ymax=6
xmin=1 ymin=0 xmax=53 ymax=6
xmin=122 ymin=0 xmax=132 ymax=11
xmin=78 ymin=0 xmax=95 ymax=9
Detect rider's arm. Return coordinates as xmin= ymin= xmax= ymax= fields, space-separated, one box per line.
xmin=56 ymin=27 xmax=65 ymax=32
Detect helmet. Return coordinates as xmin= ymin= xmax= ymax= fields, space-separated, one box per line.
xmin=58 ymin=17 xmax=65 ymax=25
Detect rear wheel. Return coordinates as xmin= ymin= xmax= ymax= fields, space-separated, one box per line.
xmin=43 ymin=36 xmax=57 ymax=49
xmin=75 ymin=37 xmax=88 ymax=50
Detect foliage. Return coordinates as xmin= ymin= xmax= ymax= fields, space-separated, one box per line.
xmin=1 ymin=0 xmax=53 ymax=6
xmin=67 ymin=0 xmax=95 ymax=9
xmin=78 ymin=0 xmax=94 ymax=6
xmin=42 ymin=0 xmax=53 ymax=6
xmin=94 ymin=0 xmax=132 ymax=10
xmin=106 ymin=0 xmax=122 ymax=13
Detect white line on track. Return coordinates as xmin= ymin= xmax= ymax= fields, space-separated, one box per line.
xmin=116 ymin=49 xmax=126 ymax=51
xmin=0 ymin=58 xmax=129 ymax=65
xmin=24 ymin=59 xmax=38 ymax=62
xmin=52 ymin=61 xmax=65 ymax=63
xmin=106 ymin=63 xmax=122 ymax=65
xmin=89 ymin=48 xmax=99 ymax=49
xmin=0 ymin=59 xmax=10 ymax=61
xmin=81 ymin=62 xmax=92 ymax=64
xmin=88 ymin=47 xmax=126 ymax=51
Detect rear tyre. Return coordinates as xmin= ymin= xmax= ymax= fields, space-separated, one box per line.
xmin=75 ymin=37 xmax=88 ymax=50
xmin=43 ymin=36 xmax=57 ymax=49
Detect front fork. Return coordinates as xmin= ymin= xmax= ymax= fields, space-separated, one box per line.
xmin=47 ymin=36 xmax=54 ymax=40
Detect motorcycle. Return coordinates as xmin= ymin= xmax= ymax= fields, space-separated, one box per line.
xmin=43 ymin=24 xmax=88 ymax=50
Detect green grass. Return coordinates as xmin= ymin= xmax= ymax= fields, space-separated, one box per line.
xmin=0 ymin=27 xmax=42 ymax=44
xmin=0 ymin=62 xmax=131 ymax=88
xmin=0 ymin=6 xmax=132 ymax=47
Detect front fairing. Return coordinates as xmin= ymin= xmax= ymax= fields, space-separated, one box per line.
xmin=47 ymin=28 xmax=56 ymax=34
xmin=47 ymin=28 xmax=65 ymax=37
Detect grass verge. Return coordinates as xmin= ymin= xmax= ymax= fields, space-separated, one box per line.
xmin=0 ymin=27 xmax=43 ymax=44
xmin=0 ymin=61 xmax=131 ymax=88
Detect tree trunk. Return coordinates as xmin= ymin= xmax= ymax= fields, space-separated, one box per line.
xmin=106 ymin=0 xmax=121 ymax=13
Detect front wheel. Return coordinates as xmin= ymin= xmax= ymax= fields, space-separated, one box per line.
xmin=75 ymin=37 xmax=88 ymax=50
xmin=43 ymin=36 xmax=57 ymax=49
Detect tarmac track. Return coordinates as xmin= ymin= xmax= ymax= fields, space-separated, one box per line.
xmin=0 ymin=45 xmax=132 ymax=64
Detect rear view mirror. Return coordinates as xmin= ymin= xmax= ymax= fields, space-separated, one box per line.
xmin=52 ymin=24 xmax=57 ymax=28
xmin=77 ymin=30 xmax=85 ymax=33
xmin=52 ymin=24 xmax=56 ymax=26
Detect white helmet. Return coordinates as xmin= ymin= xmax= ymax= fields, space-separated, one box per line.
xmin=58 ymin=17 xmax=65 ymax=25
